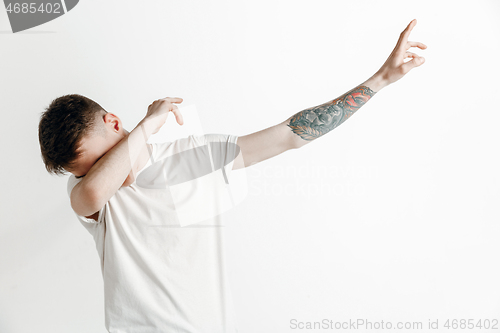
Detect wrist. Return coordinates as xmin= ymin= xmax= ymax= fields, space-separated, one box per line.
xmin=136 ymin=117 xmax=156 ymax=137
xmin=362 ymin=72 xmax=389 ymax=93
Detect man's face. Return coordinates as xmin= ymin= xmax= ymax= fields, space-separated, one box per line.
xmin=66 ymin=113 xmax=134 ymax=188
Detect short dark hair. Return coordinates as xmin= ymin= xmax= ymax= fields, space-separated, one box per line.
xmin=38 ymin=94 xmax=108 ymax=176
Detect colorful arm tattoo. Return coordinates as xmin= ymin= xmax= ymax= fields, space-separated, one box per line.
xmin=287 ymin=85 xmax=376 ymax=141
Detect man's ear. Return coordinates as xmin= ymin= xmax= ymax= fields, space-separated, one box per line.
xmin=103 ymin=113 xmax=121 ymax=133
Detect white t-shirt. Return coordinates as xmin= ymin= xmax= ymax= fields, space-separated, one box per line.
xmin=67 ymin=133 xmax=240 ymax=333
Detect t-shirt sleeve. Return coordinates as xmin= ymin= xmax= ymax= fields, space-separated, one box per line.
xmin=198 ymin=133 xmax=240 ymax=184
xmin=67 ymin=175 xmax=105 ymax=224
xmin=136 ymin=133 xmax=241 ymax=227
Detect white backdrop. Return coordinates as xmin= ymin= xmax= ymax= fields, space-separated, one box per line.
xmin=1 ymin=0 xmax=499 ymax=332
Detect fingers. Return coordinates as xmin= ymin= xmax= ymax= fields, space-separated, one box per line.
xmin=405 ymin=51 xmax=419 ymax=59
xmin=153 ymin=97 xmax=183 ymax=105
xmin=164 ymin=97 xmax=183 ymax=104
xmin=396 ymin=19 xmax=417 ymax=51
xmin=149 ymin=98 xmax=185 ymax=125
xmin=158 ymin=101 xmax=185 ymax=125
xmin=401 ymin=54 xmax=425 ymax=74
xmin=402 ymin=42 xmax=426 ymax=68
xmin=170 ymin=105 xmax=184 ymax=125
xmin=402 ymin=19 xmax=417 ymax=42
xmin=407 ymin=41 xmax=427 ymax=50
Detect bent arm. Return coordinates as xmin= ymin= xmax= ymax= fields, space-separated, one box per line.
xmin=71 ymin=120 xmax=154 ymax=216
xmin=71 ymin=98 xmax=184 ymax=217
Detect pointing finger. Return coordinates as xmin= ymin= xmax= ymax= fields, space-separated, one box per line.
xmin=397 ymin=19 xmax=417 ymax=51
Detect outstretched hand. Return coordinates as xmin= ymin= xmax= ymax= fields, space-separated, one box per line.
xmin=376 ymin=19 xmax=427 ymax=86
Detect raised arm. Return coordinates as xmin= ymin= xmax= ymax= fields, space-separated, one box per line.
xmin=233 ymin=19 xmax=426 ymax=170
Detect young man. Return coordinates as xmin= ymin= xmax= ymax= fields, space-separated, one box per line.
xmin=38 ymin=19 xmax=426 ymax=332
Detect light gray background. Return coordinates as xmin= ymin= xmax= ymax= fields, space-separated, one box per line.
xmin=1 ymin=0 xmax=499 ymax=332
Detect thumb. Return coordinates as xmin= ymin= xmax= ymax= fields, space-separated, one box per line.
xmin=401 ymin=56 xmax=425 ymax=74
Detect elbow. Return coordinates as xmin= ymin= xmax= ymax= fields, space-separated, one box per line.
xmin=287 ymin=135 xmax=301 ymax=150
xmin=290 ymin=136 xmax=309 ymax=150
xmin=71 ymin=183 xmax=103 ymax=217
xmin=286 ymin=129 xmax=312 ymax=150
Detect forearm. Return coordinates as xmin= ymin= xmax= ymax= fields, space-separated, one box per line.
xmin=287 ymin=73 xmax=387 ymax=149
xmin=80 ymin=119 xmax=154 ymax=208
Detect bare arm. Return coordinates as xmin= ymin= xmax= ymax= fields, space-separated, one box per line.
xmin=232 ymin=78 xmax=380 ymax=170
xmin=233 ymin=19 xmax=426 ymax=170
